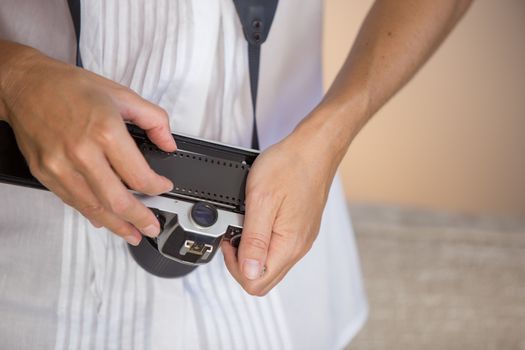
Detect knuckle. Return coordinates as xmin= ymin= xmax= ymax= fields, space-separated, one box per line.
xmin=65 ymin=141 xmax=91 ymax=167
xmin=90 ymin=220 xmax=103 ymax=229
xmin=39 ymin=154 xmax=64 ymax=177
xmin=81 ymin=203 xmax=105 ymax=217
xmin=96 ymin=127 xmax=117 ymax=147
xmin=127 ymin=174 xmax=151 ymax=193
xmin=60 ymin=197 xmax=75 ymax=207
xmin=157 ymin=107 xmax=170 ymax=124
xmin=107 ymin=194 xmax=134 ymax=215
xmin=92 ymin=118 xmax=118 ymax=147
xmin=113 ymin=86 xmax=136 ymax=101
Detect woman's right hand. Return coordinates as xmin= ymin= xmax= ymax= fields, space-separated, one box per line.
xmin=0 ymin=40 xmax=177 ymax=245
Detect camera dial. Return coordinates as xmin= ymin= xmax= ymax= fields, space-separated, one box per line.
xmin=190 ymin=202 xmax=218 ymax=228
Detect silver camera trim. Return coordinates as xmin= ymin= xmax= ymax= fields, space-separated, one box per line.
xmin=134 ymin=193 xmax=244 ymax=265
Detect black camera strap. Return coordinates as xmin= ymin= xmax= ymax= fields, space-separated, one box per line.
xmin=232 ymin=0 xmax=278 ymax=149
xmin=66 ymin=0 xmax=278 ymax=150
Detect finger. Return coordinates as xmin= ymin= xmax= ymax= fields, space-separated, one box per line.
xmin=223 ymin=228 xmax=300 ymax=296
xmin=253 ymin=237 xmax=300 ymax=296
xmin=86 ymin=210 xmax=143 ymax=246
xmin=99 ymin=118 xmax=173 ymax=196
xmin=60 ymin=169 xmax=144 ymax=245
xmin=115 ymin=90 xmax=177 ymax=152
xmin=221 ymin=240 xmax=241 ymax=278
xmin=255 ymin=265 xmax=291 ymax=297
xmin=236 ymin=191 xmax=280 ymax=281
xmin=77 ymin=149 xmax=163 ymax=238
xmin=87 ymin=217 xmax=103 ymax=228
xmin=77 ymin=204 xmax=143 ymax=245
xmin=222 ymin=239 xmax=274 ymax=290
xmin=39 ymin=164 xmax=143 ymax=245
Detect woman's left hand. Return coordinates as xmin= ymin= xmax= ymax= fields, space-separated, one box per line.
xmin=221 ymin=122 xmax=340 ymax=296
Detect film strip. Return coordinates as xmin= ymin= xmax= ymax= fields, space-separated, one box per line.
xmin=128 ymin=124 xmax=258 ymax=213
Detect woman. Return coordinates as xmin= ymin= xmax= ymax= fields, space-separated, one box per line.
xmin=0 ymin=0 xmax=470 ymax=348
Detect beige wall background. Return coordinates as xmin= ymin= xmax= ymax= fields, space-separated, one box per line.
xmin=324 ymin=1 xmax=525 ymax=217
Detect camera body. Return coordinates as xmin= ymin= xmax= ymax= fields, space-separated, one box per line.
xmin=0 ymin=121 xmax=258 ymax=277
xmin=140 ymin=196 xmax=244 ymax=264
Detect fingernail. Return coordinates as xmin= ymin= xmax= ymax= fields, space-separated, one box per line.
xmin=242 ymin=259 xmax=261 ymax=280
xmin=142 ymin=224 xmax=159 ymax=237
xmin=162 ymin=177 xmax=173 ymax=192
xmin=125 ymin=234 xmax=142 ymax=246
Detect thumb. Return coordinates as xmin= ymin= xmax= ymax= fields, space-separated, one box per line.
xmin=116 ymin=91 xmax=177 ymax=152
xmin=237 ymin=192 xmax=278 ymax=280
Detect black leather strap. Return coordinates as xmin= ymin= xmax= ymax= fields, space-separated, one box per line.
xmin=248 ymin=44 xmax=261 ymax=149
xmin=67 ymin=0 xmax=278 ymax=150
xmin=232 ymin=0 xmax=279 ymax=149
xmin=66 ymin=0 xmax=83 ymax=67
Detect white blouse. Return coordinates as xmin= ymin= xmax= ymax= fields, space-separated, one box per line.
xmin=0 ymin=0 xmax=367 ymax=349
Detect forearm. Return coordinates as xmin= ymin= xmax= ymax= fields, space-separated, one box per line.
xmin=297 ymin=0 xmax=472 ymax=163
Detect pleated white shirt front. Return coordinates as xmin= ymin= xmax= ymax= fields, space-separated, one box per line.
xmin=0 ymin=0 xmax=368 ymax=349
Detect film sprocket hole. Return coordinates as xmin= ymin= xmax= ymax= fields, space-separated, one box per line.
xmin=0 ymin=121 xmax=258 ymax=278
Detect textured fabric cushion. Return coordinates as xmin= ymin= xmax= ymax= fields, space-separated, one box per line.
xmin=347 ymin=204 xmax=525 ymax=350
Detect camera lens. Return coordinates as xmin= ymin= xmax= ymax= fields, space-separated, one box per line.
xmin=191 ymin=202 xmax=218 ymax=228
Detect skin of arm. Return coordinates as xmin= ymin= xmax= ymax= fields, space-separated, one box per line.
xmin=224 ymin=0 xmax=473 ymax=295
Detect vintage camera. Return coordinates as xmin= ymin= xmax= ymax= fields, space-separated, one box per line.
xmin=126 ymin=125 xmax=258 ymax=277
xmin=0 ymin=121 xmax=258 ymax=278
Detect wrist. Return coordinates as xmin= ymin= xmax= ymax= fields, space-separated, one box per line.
xmin=0 ymin=41 xmax=41 ymax=122
xmin=292 ymin=90 xmax=370 ymax=167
